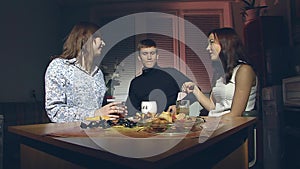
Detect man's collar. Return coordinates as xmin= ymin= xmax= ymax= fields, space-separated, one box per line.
xmin=142 ymin=64 xmax=160 ymax=73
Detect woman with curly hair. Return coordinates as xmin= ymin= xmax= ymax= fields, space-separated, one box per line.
xmin=45 ymin=22 xmax=127 ymax=122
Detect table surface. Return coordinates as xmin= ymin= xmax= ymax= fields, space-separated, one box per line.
xmin=8 ymin=116 xmax=256 ymax=169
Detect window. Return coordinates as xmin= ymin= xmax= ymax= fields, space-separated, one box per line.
xmin=183 ymin=11 xmax=225 ymax=93
xmin=91 ymin=1 xmax=232 ymax=101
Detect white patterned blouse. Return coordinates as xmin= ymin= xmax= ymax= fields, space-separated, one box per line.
xmin=44 ymin=58 xmax=106 ymax=123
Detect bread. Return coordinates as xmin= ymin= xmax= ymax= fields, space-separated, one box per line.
xmin=158 ymin=111 xmax=173 ymax=123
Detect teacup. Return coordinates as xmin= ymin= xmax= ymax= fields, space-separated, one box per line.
xmin=141 ymin=101 xmax=157 ymax=114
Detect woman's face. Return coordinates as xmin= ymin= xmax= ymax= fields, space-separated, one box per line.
xmin=206 ymin=33 xmax=221 ymax=61
xmin=90 ymin=37 xmax=105 ymax=67
xmin=93 ymin=37 xmax=105 ymax=56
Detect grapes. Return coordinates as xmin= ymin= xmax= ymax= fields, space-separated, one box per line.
xmin=80 ymin=118 xmax=137 ymax=129
xmin=80 ymin=122 xmax=88 ymax=129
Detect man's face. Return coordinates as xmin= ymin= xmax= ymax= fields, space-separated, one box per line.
xmin=138 ymin=47 xmax=159 ymax=68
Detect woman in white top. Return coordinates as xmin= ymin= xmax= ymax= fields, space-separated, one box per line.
xmin=182 ymin=27 xmax=257 ymax=117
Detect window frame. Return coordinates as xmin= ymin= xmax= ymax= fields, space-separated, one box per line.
xmin=90 ymin=1 xmax=233 ymax=99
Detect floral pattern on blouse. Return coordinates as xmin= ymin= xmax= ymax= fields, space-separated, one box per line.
xmin=45 ymin=58 xmax=106 ymax=123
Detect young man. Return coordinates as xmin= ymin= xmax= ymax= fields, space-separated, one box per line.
xmin=125 ymin=39 xmax=198 ymax=116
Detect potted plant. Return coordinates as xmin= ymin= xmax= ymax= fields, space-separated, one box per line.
xmin=240 ymin=0 xmax=268 ymax=23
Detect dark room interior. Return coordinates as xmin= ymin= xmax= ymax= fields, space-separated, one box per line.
xmin=1 ymin=0 xmax=300 ymax=169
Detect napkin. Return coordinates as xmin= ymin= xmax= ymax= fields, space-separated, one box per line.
xmin=177 ymin=92 xmax=187 ymax=101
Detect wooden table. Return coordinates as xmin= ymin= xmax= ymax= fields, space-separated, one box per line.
xmin=8 ymin=116 xmax=256 ymax=169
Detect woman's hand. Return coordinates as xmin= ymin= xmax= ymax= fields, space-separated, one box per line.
xmin=94 ymin=102 xmax=128 ymax=120
xmin=182 ymin=81 xmax=215 ymax=111
xmin=167 ymin=105 xmax=176 ymax=113
xmin=182 ymin=82 xmax=196 ymax=94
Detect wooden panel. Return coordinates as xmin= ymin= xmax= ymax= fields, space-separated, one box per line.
xmin=21 ymin=144 xmax=85 ymax=169
xmin=213 ymin=140 xmax=248 ymax=169
xmin=0 ymin=102 xmax=50 ymax=169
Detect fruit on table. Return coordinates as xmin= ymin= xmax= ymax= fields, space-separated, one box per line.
xmin=85 ymin=116 xmax=110 ymax=121
xmin=80 ymin=118 xmax=137 ymax=129
xmin=158 ymin=111 xmax=173 ymax=123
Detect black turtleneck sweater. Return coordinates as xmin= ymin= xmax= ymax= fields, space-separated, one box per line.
xmin=125 ymin=66 xmax=197 ymax=116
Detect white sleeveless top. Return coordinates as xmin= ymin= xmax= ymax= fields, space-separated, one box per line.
xmin=209 ymin=65 xmax=257 ymax=117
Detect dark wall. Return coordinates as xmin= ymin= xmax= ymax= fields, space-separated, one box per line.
xmin=0 ymin=0 xmax=298 ymax=102
xmin=0 ymin=0 xmax=62 ymax=102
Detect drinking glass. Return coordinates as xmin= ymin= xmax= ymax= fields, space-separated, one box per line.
xmin=176 ymin=100 xmax=190 ymax=115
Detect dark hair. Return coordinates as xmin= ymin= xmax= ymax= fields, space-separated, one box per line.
xmin=208 ymin=27 xmax=252 ymax=84
xmin=137 ymin=39 xmax=157 ymax=51
xmin=53 ymin=21 xmax=100 ymax=60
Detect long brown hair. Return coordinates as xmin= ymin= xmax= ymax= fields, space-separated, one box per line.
xmin=54 ymin=21 xmax=101 ymax=60
xmin=208 ymin=27 xmax=252 ymax=84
